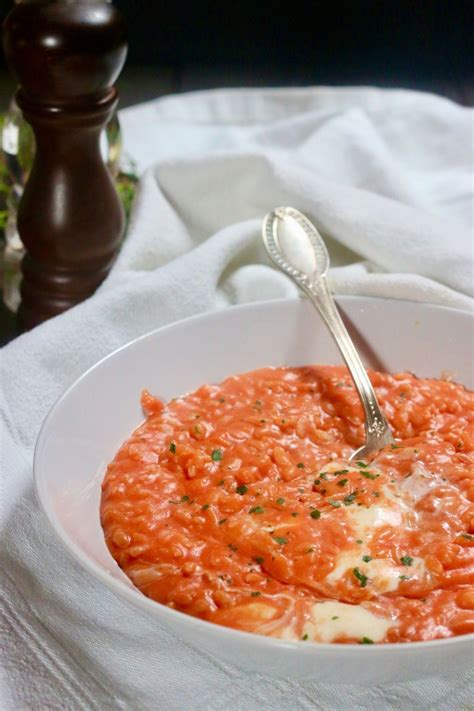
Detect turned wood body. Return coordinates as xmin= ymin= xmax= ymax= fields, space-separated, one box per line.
xmin=3 ymin=0 xmax=127 ymax=329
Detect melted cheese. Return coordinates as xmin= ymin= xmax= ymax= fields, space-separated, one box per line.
xmin=400 ymin=462 xmax=441 ymax=503
xmin=303 ymin=601 xmax=395 ymax=643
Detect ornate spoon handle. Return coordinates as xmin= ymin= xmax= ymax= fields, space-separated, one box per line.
xmin=262 ymin=207 xmax=394 ymax=459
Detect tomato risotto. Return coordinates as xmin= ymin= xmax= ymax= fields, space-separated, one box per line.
xmin=101 ymin=366 xmax=474 ymax=644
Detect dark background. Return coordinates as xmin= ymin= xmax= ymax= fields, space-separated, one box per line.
xmin=1 ymin=0 xmax=473 ymax=107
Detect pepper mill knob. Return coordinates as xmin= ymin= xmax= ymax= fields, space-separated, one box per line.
xmin=3 ymin=0 xmax=128 ymax=329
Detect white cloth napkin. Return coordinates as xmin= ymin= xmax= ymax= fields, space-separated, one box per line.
xmin=1 ymin=87 xmax=473 ymax=710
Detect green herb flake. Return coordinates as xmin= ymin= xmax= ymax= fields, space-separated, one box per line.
xmin=353 ymin=567 xmax=368 ymax=587
xmin=217 ymin=479 xmax=225 ymax=486
xmin=400 ymin=555 xmax=413 ymax=566
xmin=254 ymin=556 xmax=264 ymax=565
xmin=344 ymin=492 xmax=358 ymax=505
xmin=297 ymin=462 xmax=305 ymax=469
xmin=334 ymin=469 xmax=349 ymax=476
xmin=399 ymin=575 xmax=410 ymax=580
xmin=310 ymin=509 xmax=321 ymax=519
xmin=218 ymin=518 xmax=227 ymax=525
xmin=329 ymin=500 xmax=341 ymax=508
xmin=181 ymin=495 xmax=190 ymax=503
xmin=319 ymin=472 xmax=328 ymax=480
xmin=202 ymin=503 xmax=210 ymax=510
xmin=218 ymin=397 xmax=226 ymax=403
xmin=249 ymin=506 xmax=265 ymax=514
xmin=228 ymin=543 xmax=238 ymax=552
xmin=236 ymin=484 xmax=248 ymax=495
xmin=361 ymin=471 xmax=379 ymax=480
xmin=273 ymin=536 xmax=288 ymax=545
xmin=359 ymin=637 xmax=374 ymax=644
xmin=305 ymin=547 xmax=314 ymax=554
xmin=250 ymin=591 xmax=261 ymax=597
xmin=302 ymin=634 xmax=309 ymax=641
xmin=337 ymin=478 xmax=348 ymax=487
xmin=276 ymin=497 xmax=285 ymax=505
xmin=169 ymin=442 xmax=176 ymax=454
xmin=211 ymin=449 xmax=223 ymax=461
xmin=362 ymin=555 xmax=373 ymax=563
xmin=291 ymin=512 xmax=299 ymax=517
xmin=356 ymin=461 xmax=368 ymax=468
xmin=461 ymin=533 xmax=474 ymax=541
xmin=331 ymin=616 xmax=339 ymax=620
xmin=356 ymin=539 xmax=364 ymax=545
xmin=391 ymin=444 xmax=400 ymax=450
xmin=168 ymin=500 xmax=179 ymax=504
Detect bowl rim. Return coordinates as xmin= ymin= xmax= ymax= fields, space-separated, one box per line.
xmin=34 ymin=295 xmax=474 ymax=655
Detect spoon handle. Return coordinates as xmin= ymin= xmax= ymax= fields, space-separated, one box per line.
xmin=301 ymin=275 xmax=393 ymax=451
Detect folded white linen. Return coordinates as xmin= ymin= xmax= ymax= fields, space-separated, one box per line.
xmin=1 ymin=86 xmax=473 ymax=710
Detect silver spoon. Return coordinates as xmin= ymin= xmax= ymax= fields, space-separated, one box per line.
xmin=262 ymin=206 xmax=394 ymax=460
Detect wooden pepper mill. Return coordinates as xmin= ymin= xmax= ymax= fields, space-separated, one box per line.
xmin=3 ymin=0 xmax=127 ymax=330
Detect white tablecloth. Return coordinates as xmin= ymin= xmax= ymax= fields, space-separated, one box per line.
xmin=1 ymin=86 xmax=473 ymax=710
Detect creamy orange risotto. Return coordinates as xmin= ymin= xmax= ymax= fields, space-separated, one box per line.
xmin=101 ymin=366 xmax=474 ymax=644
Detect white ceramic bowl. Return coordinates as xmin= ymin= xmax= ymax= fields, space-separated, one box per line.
xmin=35 ymin=296 xmax=474 ymax=684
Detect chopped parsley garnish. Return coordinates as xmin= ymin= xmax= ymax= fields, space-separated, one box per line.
xmin=400 ymin=555 xmax=413 ymax=566
xmin=310 ymin=509 xmax=321 ymax=519
xmin=297 ymin=462 xmax=305 ymax=469
xmin=362 ymin=555 xmax=373 ymax=563
xmin=181 ymin=495 xmax=190 ymax=502
xmin=462 ymin=533 xmax=474 ymax=541
xmin=302 ymin=634 xmax=309 ymax=641
xmin=344 ymin=492 xmax=358 ymax=505
xmin=202 ymin=503 xmax=210 ymax=510
xmin=249 ymin=506 xmax=265 ymax=514
xmin=218 ymin=518 xmax=227 ymax=525
xmin=218 ymin=397 xmax=226 ymax=403
xmin=254 ymin=556 xmax=264 ymax=565
xmin=360 ymin=471 xmax=379 ymax=480
xmin=391 ymin=444 xmax=400 ymax=450
xmin=331 ymin=616 xmax=339 ymax=620
xmin=168 ymin=500 xmax=179 ymax=504
xmin=329 ymin=500 xmax=341 ymax=508
xmin=399 ymin=575 xmax=410 ymax=580
xmin=291 ymin=512 xmax=299 ymax=517
xmin=236 ymin=484 xmax=248 ymax=495
xmin=353 ymin=567 xmax=368 ymax=587
xmin=273 ymin=536 xmax=288 ymax=545
xmin=211 ymin=449 xmax=223 ymax=461
xmin=337 ymin=478 xmax=348 ymax=487
xmin=305 ymin=547 xmax=314 ymax=554
xmin=276 ymin=497 xmax=285 ymax=505
xmin=250 ymin=591 xmax=261 ymax=597
xmin=319 ymin=472 xmax=328 ymax=480
xmin=356 ymin=539 xmax=363 ymax=545
xmin=217 ymin=479 xmax=225 ymax=486
xmin=169 ymin=442 xmax=176 ymax=453
xmin=359 ymin=637 xmax=374 ymax=644
xmin=228 ymin=543 xmax=238 ymax=552
xmin=334 ymin=469 xmax=349 ymax=476
xmin=356 ymin=461 xmax=368 ymax=468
